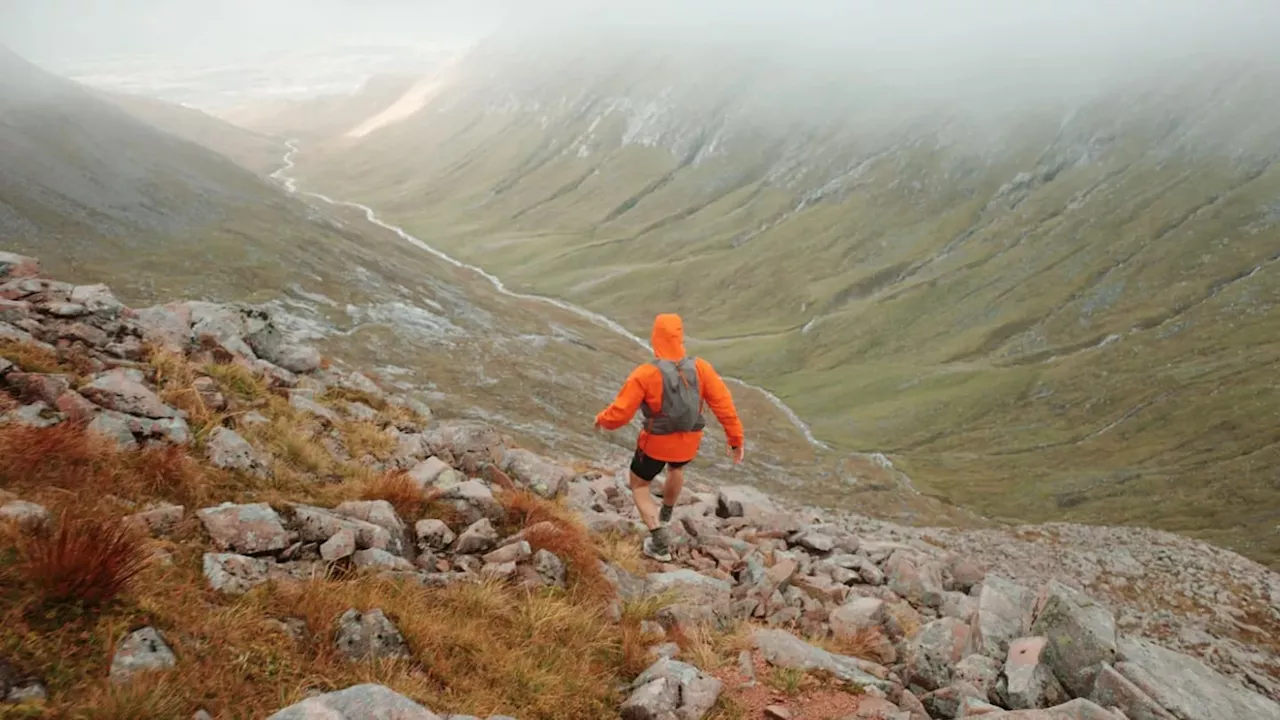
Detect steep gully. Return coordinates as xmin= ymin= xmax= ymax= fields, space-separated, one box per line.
xmin=269 ymin=139 xmax=831 ymax=451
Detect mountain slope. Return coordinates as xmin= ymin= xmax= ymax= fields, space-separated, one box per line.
xmin=289 ymin=38 xmax=1280 ymax=566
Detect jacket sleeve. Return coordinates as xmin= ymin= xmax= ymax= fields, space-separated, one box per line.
xmin=595 ymin=366 xmax=648 ymax=430
xmin=697 ymin=359 xmax=745 ymax=448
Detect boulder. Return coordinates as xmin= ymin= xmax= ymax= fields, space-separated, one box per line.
xmin=954 ymin=654 xmax=1002 ymax=701
xmin=132 ymin=303 xmax=194 ymax=350
xmin=416 ymin=519 xmax=456 ymax=551
xmin=334 ymin=500 xmax=407 ymax=553
xmin=320 ymin=529 xmax=357 ymax=561
xmin=716 ymin=485 xmax=778 ymax=518
xmin=80 ymin=369 xmax=180 ymax=419
xmin=245 ymin=319 xmax=321 ymax=373
xmin=885 ymin=550 xmax=946 ymax=609
xmin=54 ymin=389 xmax=99 ymax=423
xmin=289 ymin=505 xmax=396 ymax=553
xmin=442 ymin=480 xmax=504 ymax=525
xmin=943 ymin=553 xmax=987 ymax=593
xmin=483 ymin=540 xmax=532 ymax=565
xmin=266 ymin=684 xmax=441 ymax=720
xmin=1090 ymin=664 xmax=1175 ymax=720
xmin=923 ymin=682 xmax=987 ymax=719
xmin=69 ymin=284 xmax=124 ymax=318
xmin=202 ymin=553 xmax=275 ymax=595
xmin=791 ymin=529 xmax=835 ymax=554
xmin=455 ymin=518 xmax=499 ymax=555
xmin=753 ymin=629 xmax=892 ymax=691
xmin=196 ymin=502 xmax=292 ymax=555
xmin=5 ymin=372 xmax=70 ymax=404
xmin=109 ymin=627 xmax=177 ymax=684
xmin=623 ymin=658 xmax=723 ymax=720
xmin=968 ymin=575 xmax=1037 ymax=659
xmin=1005 ymin=636 xmax=1070 ymax=710
xmin=904 ymin=618 xmax=970 ymax=692
xmin=205 ymin=427 xmax=270 ymax=476
xmin=534 ymin=549 xmax=567 ymax=588
xmin=351 ymin=548 xmax=414 ymax=572
xmin=189 ymin=303 xmax=256 ymax=358
xmin=1114 ymin=636 xmax=1280 ymax=720
xmin=408 ymin=457 xmax=451 ymax=490
xmin=87 ymin=411 xmax=137 ymax=449
xmin=0 ymin=499 xmax=50 ymax=531
xmin=500 ymin=448 xmax=573 ymax=498
xmin=289 ymin=392 xmax=340 ymax=424
xmin=1029 ymin=581 xmax=1117 ymax=697
xmin=124 ymin=503 xmax=184 ymax=537
xmin=0 ymin=252 xmax=39 ymax=281
xmin=334 ymin=609 xmax=411 ymax=661
xmin=422 ymin=421 xmax=507 ymax=474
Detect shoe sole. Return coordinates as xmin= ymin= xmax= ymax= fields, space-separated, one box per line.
xmin=643 ymin=538 xmax=673 ymax=563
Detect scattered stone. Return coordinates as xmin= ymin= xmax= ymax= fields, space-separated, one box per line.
xmin=109 ymin=627 xmax=177 ymax=684
xmin=203 ymin=553 xmax=273 ymax=595
xmin=481 ymin=561 xmax=518 ymax=582
xmin=334 ymin=500 xmax=407 ymax=553
xmin=765 ymin=705 xmax=793 ymax=720
xmin=455 ymin=518 xmax=499 ymax=555
xmin=345 ymin=401 xmax=378 ymax=422
xmin=352 ymin=548 xmax=414 ymax=572
xmin=954 ymin=654 xmax=1001 ymax=701
xmin=197 ymin=502 xmax=292 ymax=555
xmin=266 ymin=684 xmax=441 ymax=720
xmin=204 ymin=427 xmax=270 ymax=476
xmin=245 ymin=320 xmax=322 ymax=373
xmin=885 ymin=550 xmax=945 ymax=609
xmin=125 ymin=503 xmax=184 ymax=537
xmin=904 ymin=618 xmax=970 ymax=692
xmin=534 ymin=549 xmax=567 ymax=588
xmin=241 ymin=410 xmax=269 ymax=426
xmin=1030 ymin=580 xmax=1118 ymax=697
xmin=0 ymin=252 xmax=39 ymax=280
xmin=54 ymin=389 xmax=99 ymax=423
xmin=334 ymin=609 xmax=410 ymax=661
xmin=484 ymin=540 xmax=532 ymax=565
xmin=408 ymin=457 xmax=451 ymax=490
xmin=922 ymin=682 xmax=986 ymax=719
xmin=716 ymin=485 xmax=778 ymax=518
xmin=0 ymin=500 xmax=49 ymax=531
xmin=501 ymin=448 xmax=573 ymax=498
xmin=791 ymin=529 xmax=835 ymax=554
xmin=443 ymin=480 xmax=504 ymax=525
xmin=968 ymin=575 xmax=1037 ymax=659
xmin=70 ymin=284 xmax=123 ymax=317
xmin=290 ymin=505 xmax=395 ymax=553
xmin=1114 ymin=636 xmax=1280 ymax=720
xmin=289 ymin=392 xmax=340 ymax=423
xmin=415 ymin=519 xmax=456 ymax=551
xmin=5 ymin=372 xmax=70 ymax=404
xmin=423 ymin=421 xmax=507 ymax=474
xmin=623 ymin=658 xmax=723 ymax=720
xmin=80 ymin=369 xmax=180 ymax=418
xmin=321 ymin=529 xmax=357 ymax=561
xmin=753 ymin=629 xmax=892 ymax=691
xmin=6 ymin=680 xmax=48 ymax=705
xmin=1005 ymin=636 xmax=1070 ymax=710
xmin=1090 ymin=663 xmax=1175 ymax=720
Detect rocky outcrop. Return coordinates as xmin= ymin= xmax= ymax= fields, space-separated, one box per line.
xmin=266 ymin=684 xmax=442 ymax=720
xmin=109 ymin=627 xmax=177 ymax=685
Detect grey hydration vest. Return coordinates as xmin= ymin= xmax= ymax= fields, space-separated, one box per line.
xmin=641 ymin=357 xmax=707 ymax=435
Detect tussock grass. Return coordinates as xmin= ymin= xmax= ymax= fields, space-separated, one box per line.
xmin=322 ymin=386 xmax=388 ymax=412
xmin=824 ymin=626 xmax=892 ymax=663
xmin=341 ymin=420 xmax=396 ymax=462
xmin=499 ymin=489 xmax=610 ymax=599
xmin=18 ymin=509 xmax=150 ymax=608
xmin=0 ymin=339 xmax=66 ymax=374
xmin=203 ymin=361 xmax=268 ymax=403
xmin=350 ymin=470 xmax=436 ymax=523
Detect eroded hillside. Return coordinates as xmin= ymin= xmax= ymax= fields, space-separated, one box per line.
xmin=284 ymin=37 xmax=1280 ymax=567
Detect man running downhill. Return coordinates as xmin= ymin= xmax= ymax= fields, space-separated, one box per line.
xmin=594 ymin=313 xmax=745 ymax=561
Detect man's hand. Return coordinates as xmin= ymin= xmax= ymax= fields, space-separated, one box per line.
xmin=729 ymin=445 xmax=745 ymax=464
xmin=594 ymin=418 xmax=606 ymax=432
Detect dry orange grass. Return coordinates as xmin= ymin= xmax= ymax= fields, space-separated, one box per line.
xmin=0 ymin=338 xmax=65 ymax=374
xmin=824 ymin=626 xmax=893 ymax=664
xmin=18 ymin=510 xmax=150 ymax=607
xmin=500 ymin=489 xmax=611 ymax=599
xmin=351 ymin=470 xmax=438 ymax=523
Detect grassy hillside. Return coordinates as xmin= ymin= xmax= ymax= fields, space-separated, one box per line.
xmin=291 ymin=43 xmax=1280 ymax=566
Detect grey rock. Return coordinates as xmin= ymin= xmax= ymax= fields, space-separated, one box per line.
xmin=290 ymin=505 xmax=395 ymax=553
xmin=954 ymin=654 xmax=1001 ymax=701
xmin=334 ymin=500 xmax=407 ymax=553
xmin=245 ymin=319 xmax=322 ymax=374
xmin=904 ymin=618 xmax=970 ymax=692
xmin=443 ymin=480 xmax=504 ymax=525
xmin=455 ymin=518 xmax=499 ymax=555
xmin=352 ymin=548 xmax=414 ymax=572
xmin=791 ymin=529 xmax=835 ymax=554
xmin=334 ymin=609 xmax=411 ymax=661
xmin=0 ymin=499 xmax=50 ymax=531
xmin=1005 ymin=636 xmax=1070 ymax=710
xmin=921 ymin=682 xmax=986 ymax=719
xmin=203 ymin=553 xmax=273 ymax=595
xmin=626 ymin=657 xmax=723 ymax=720
xmin=481 ymin=561 xmax=518 ymax=582
xmin=321 ymin=529 xmax=357 ymax=561
xmin=86 ymin=411 xmax=137 ymax=449
xmin=753 ymin=629 xmax=892 ymax=691
xmin=132 ymin=303 xmax=193 ymax=350
xmin=205 ymin=427 xmax=270 ymax=476
xmin=345 ymin=402 xmax=378 ymax=422
xmin=290 ymin=392 xmax=340 ymax=423
xmin=646 ymin=569 xmax=733 ymax=602
xmin=3 ymin=401 xmax=59 ymax=428
xmin=1116 ymin=637 xmax=1280 ymax=720
xmin=501 ymin=448 xmax=573 ymax=498
xmin=266 ymin=683 xmax=441 ymax=719
xmin=422 ymin=420 xmax=507 ymax=474
xmin=1030 ymin=580 xmax=1118 ymax=697
xmin=415 ymin=519 xmax=456 ymax=551
xmin=885 ymin=550 xmax=946 ymax=609
xmin=125 ymin=503 xmax=184 ymax=537
xmin=0 ymin=251 xmax=39 ymax=280
xmin=80 ymin=369 xmax=180 ymax=418
xmin=408 ymin=457 xmax=451 ymax=490
xmin=110 ymin=627 xmax=177 ymax=684
xmin=70 ymin=284 xmax=123 ymax=317
xmin=1091 ymin=663 xmax=1175 ymax=720
xmin=968 ymin=575 xmax=1037 ymax=659
xmin=534 ymin=549 xmax=567 ymax=588
xmin=197 ymin=502 xmax=292 ymax=554
xmin=716 ymin=485 xmax=777 ymax=518
xmin=621 ymin=677 xmax=679 ymax=720
xmin=483 ymin=540 xmax=532 ymax=565
xmin=942 ymin=590 xmax=979 ymax=623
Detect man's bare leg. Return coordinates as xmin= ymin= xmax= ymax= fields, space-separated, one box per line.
xmin=629 ymin=471 xmax=660 ymax=531
xmin=659 ymin=466 xmax=686 ymax=523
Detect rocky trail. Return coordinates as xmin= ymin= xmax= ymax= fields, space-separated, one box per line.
xmin=1 ymin=249 xmax=1278 ymax=719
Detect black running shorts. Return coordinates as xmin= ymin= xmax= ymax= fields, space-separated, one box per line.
xmin=630 ymin=448 xmax=690 ymax=482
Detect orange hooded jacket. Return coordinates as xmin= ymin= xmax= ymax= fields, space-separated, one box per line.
xmin=595 ymin=313 xmax=745 ymax=463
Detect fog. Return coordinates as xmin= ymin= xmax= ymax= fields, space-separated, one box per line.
xmin=3 ymin=0 xmax=1279 ymax=111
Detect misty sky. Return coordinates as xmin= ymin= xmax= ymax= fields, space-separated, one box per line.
xmin=3 ymin=0 xmax=1278 ymax=86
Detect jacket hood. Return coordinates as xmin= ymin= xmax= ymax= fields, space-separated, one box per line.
xmin=651 ymin=313 xmax=686 ymax=361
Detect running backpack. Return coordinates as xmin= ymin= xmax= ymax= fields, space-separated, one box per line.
xmin=641 ymin=357 xmax=707 ymax=435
